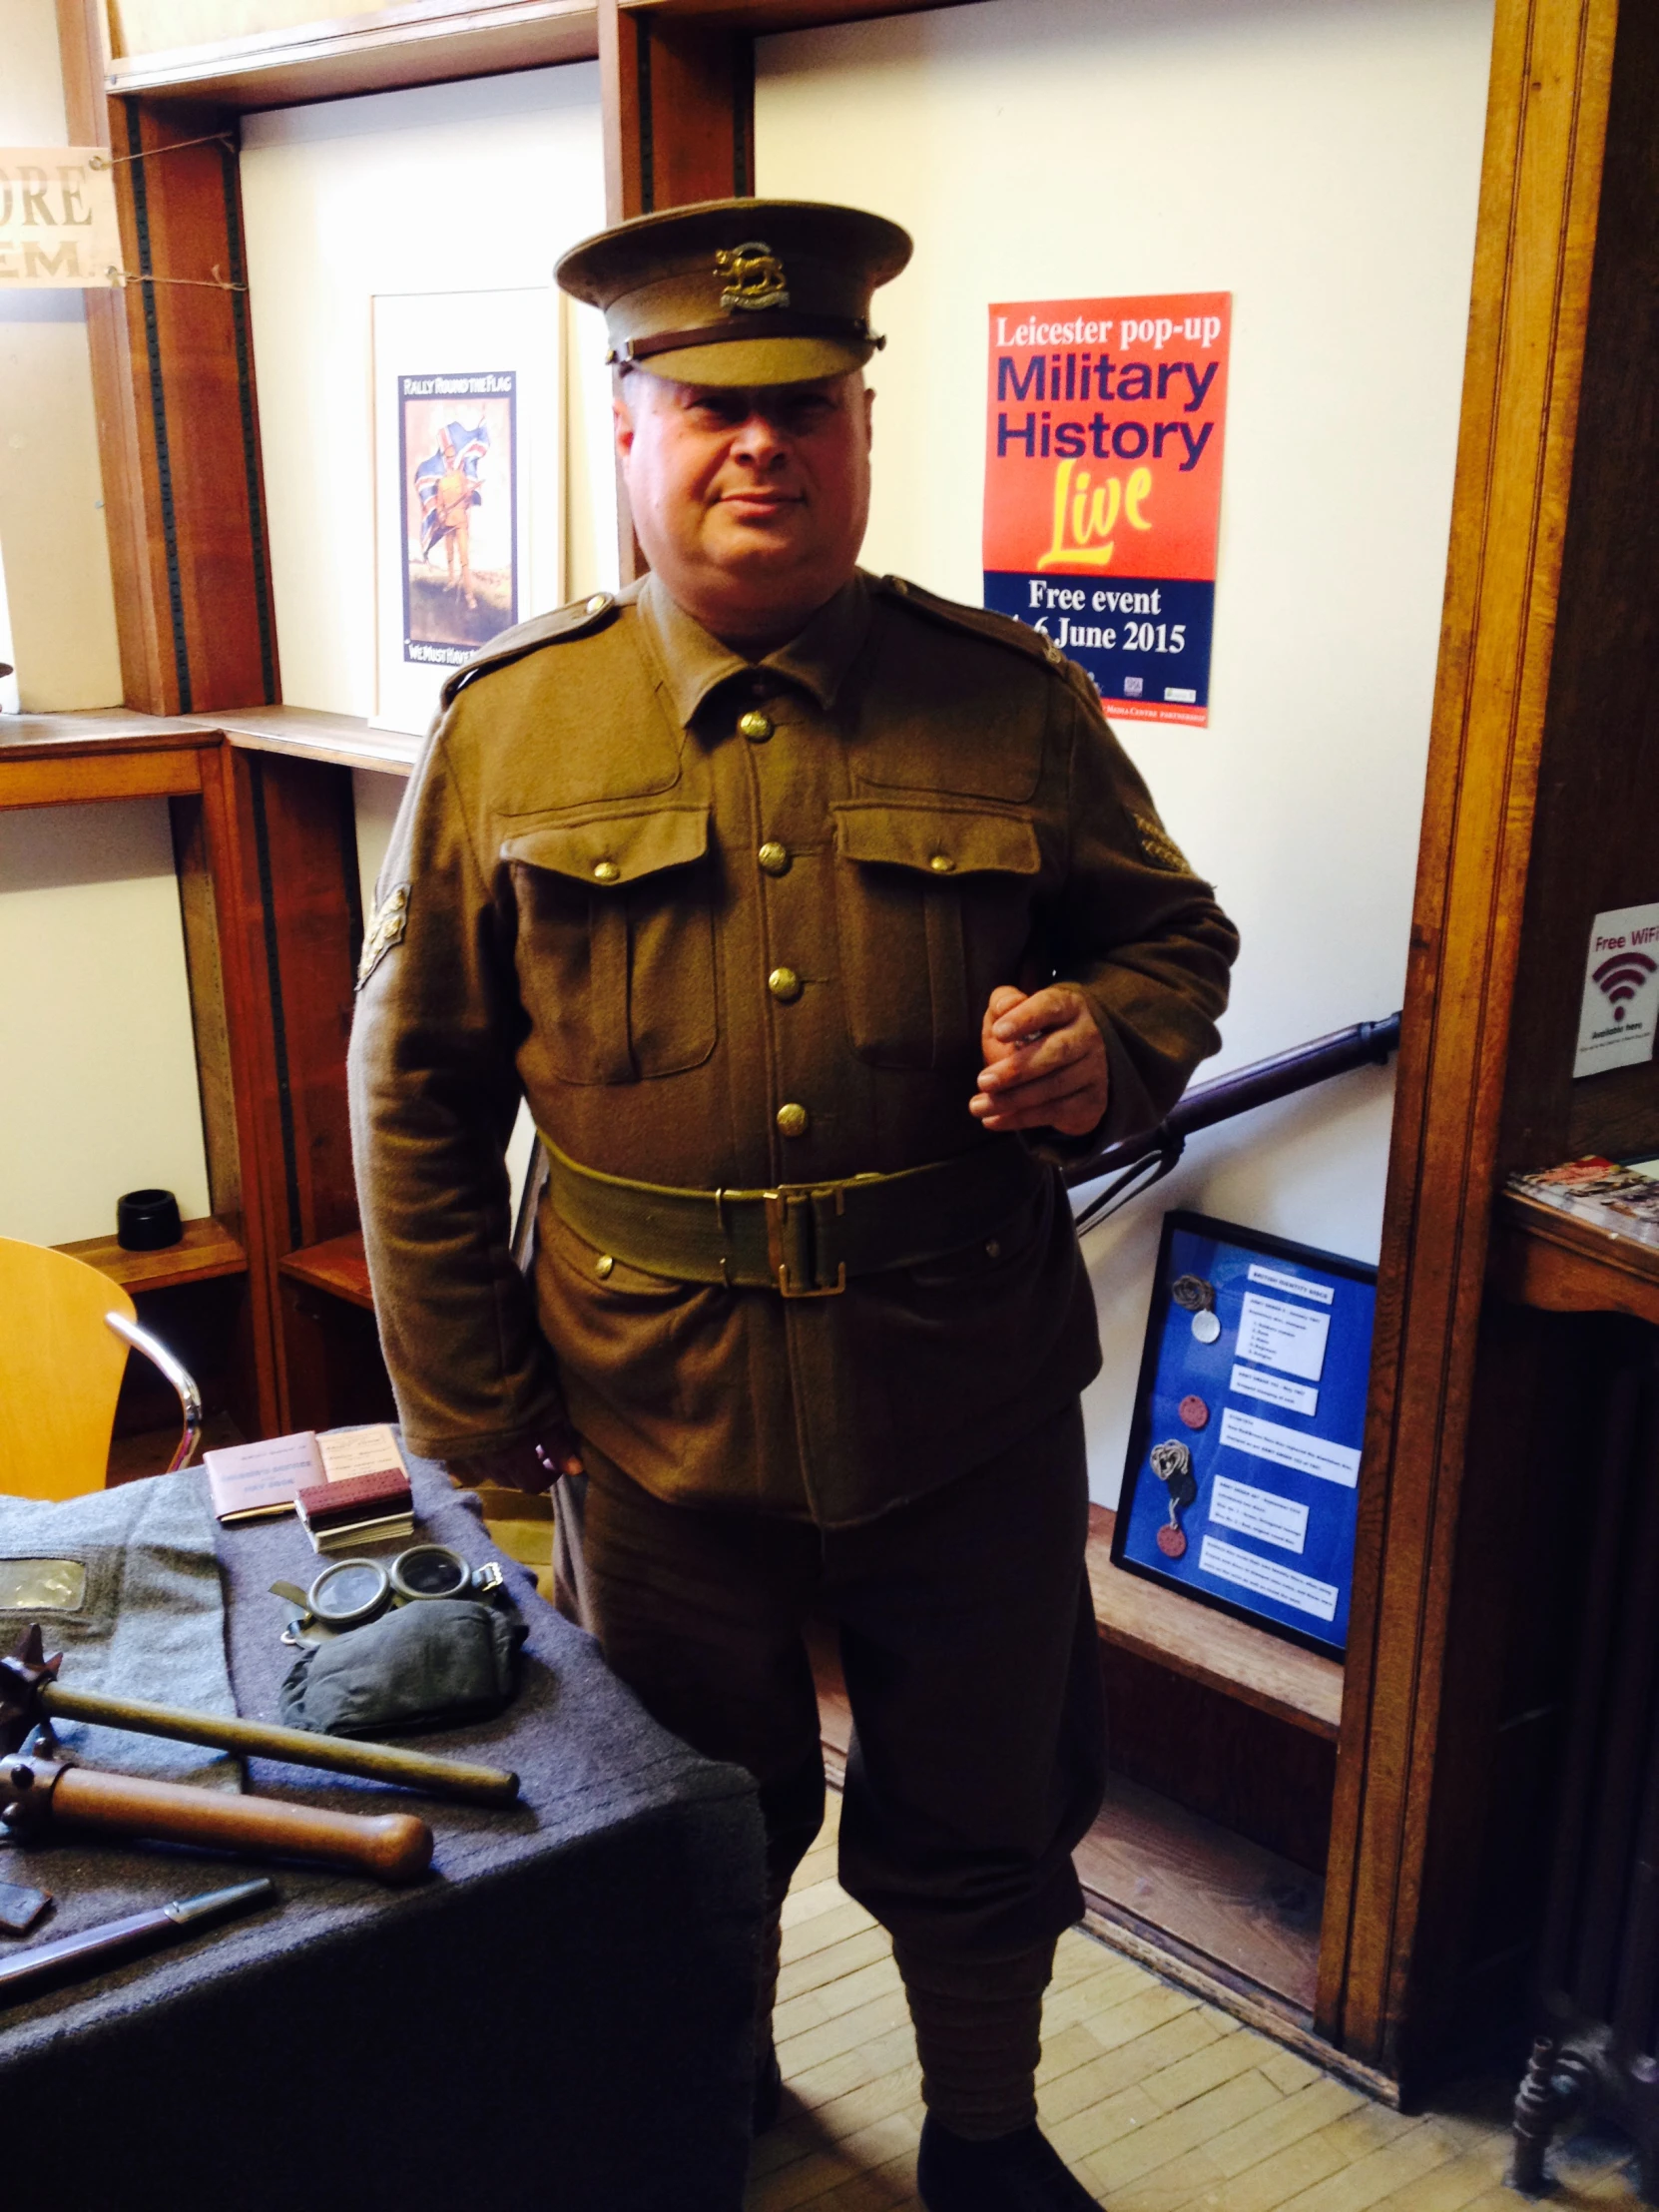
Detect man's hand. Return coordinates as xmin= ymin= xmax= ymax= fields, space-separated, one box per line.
xmin=969 ymin=984 xmax=1110 ymax=1136
xmin=448 ymin=1424 xmax=585 ymax=1495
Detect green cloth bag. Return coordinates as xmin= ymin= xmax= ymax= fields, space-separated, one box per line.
xmin=277 ymin=1598 xmax=526 ymax=1737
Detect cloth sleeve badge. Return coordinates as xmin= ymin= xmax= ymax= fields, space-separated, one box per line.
xmin=357 ymin=882 xmax=410 ymax=988
xmin=1128 ymin=811 xmax=1191 ymax=874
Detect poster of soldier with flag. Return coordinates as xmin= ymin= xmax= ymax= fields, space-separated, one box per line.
xmin=372 ymin=288 xmax=559 ymax=736
xmin=396 ymin=369 xmax=518 ymax=662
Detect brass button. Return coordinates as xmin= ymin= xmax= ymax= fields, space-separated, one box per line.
xmin=585 ymin=593 xmax=612 ymax=616
xmin=984 ymin=1240 xmax=1001 ymax=1261
xmin=776 ymin=1102 xmax=810 ymax=1139
xmin=595 ymin=1255 xmax=615 ymax=1280
xmin=928 ymin=852 xmax=954 ymax=873
xmin=768 ymin=966 xmax=803 ymax=1004
xmin=738 ymin=710 xmax=774 ymax=743
xmin=758 ymin=841 xmax=791 ymax=876
xmin=592 ymin=859 xmax=621 ymax=883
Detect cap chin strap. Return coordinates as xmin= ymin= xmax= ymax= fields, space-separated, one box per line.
xmin=608 ymin=311 xmax=883 ymax=367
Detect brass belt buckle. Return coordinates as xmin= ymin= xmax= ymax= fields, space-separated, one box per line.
xmin=764 ymin=1185 xmax=847 ymax=1299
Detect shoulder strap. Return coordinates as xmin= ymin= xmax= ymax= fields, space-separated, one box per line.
xmin=871 ymin=574 xmax=1065 ymax=672
xmin=440 ymin=591 xmax=625 ymax=709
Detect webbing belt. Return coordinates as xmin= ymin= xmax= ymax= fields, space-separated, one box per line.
xmin=542 ymin=1136 xmax=1043 ymax=1299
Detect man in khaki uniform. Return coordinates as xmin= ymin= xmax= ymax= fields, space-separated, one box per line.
xmin=350 ymin=199 xmax=1237 ymax=2211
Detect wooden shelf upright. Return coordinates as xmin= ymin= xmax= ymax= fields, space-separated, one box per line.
xmin=32 ymin=0 xmax=1659 ymax=2108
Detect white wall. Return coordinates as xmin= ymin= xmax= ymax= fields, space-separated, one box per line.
xmin=755 ymin=0 xmax=1492 ymax=1498
xmin=0 ymin=0 xmax=208 ymax=1252
xmin=0 ymin=0 xmax=123 ymax=709
xmin=240 ymin=65 xmax=617 ymax=727
xmin=0 ymin=803 xmax=212 ymax=1244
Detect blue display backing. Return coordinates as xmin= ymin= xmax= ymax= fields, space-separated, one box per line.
xmin=1112 ymin=1211 xmax=1377 ymax=1657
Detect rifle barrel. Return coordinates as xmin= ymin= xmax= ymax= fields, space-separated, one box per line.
xmin=1063 ymin=1013 xmax=1401 ymax=1191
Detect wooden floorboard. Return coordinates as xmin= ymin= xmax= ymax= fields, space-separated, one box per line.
xmin=751 ymin=1793 xmax=1643 ymax=2211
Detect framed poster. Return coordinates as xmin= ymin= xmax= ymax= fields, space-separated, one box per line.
xmin=1112 ymin=1210 xmax=1377 ymax=1657
xmin=371 ymin=288 xmax=562 ymax=737
xmin=983 ymin=292 xmax=1230 ymax=727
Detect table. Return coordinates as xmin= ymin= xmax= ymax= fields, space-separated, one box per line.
xmin=0 ymin=1460 xmax=765 ymax=2211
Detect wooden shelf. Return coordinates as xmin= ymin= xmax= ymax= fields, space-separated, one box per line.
xmin=219 ymin=708 xmax=419 ymax=779
xmin=56 ymin=1215 xmax=249 ymax=1292
xmin=279 ymin=1229 xmax=374 ymax=1310
xmin=1490 ymin=1190 xmax=1659 ymax=1329
xmin=1085 ymin=1506 xmax=1343 ymax=1742
xmin=107 ymin=0 xmax=597 ymax=108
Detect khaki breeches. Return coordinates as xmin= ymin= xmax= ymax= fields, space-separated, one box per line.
xmin=578 ymin=1398 xmax=1108 ymax=1962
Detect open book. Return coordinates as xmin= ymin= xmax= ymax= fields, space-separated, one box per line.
xmin=203 ymin=1424 xmax=408 ymax=1524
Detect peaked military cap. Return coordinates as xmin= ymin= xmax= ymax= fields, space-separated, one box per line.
xmin=555 ymin=197 xmax=912 ymax=386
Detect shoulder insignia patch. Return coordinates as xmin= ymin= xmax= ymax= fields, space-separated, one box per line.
xmin=875 ymin=575 xmax=1057 ymax=670
xmin=439 ymin=591 xmax=624 ymax=711
xmin=356 ymin=881 xmax=410 ymax=989
xmin=1128 ymin=811 xmax=1191 ymax=874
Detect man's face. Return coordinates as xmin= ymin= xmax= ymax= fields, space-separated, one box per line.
xmin=614 ymin=370 xmax=874 ymax=648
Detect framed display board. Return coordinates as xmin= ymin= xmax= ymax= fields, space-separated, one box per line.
xmin=1112 ymin=1210 xmax=1378 ymax=1657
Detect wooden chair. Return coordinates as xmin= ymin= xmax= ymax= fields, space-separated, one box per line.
xmin=0 ymin=1237 xmax=202 ymax=1501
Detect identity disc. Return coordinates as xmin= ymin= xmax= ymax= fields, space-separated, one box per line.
xmin=1178 ymin=1393 xmax=1210 ymax=1430
xmin=1191 ymin=1309 xmax=1221 ymax=1345
xmin=1155 ymin=1524 xmax=1188 ymax=1560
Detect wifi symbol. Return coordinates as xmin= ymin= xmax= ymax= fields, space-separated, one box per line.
xmin=1593 ymin=951 xmax=1658 ymax=1021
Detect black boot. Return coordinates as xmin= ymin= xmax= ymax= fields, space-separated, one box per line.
xmin=916 ymin=2115 xmax=1099 ymax=2209
xmin=752 ymin=2041 xmax=784 ymax=2136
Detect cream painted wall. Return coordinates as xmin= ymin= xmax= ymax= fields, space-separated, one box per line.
xmin=239 ymin=65 xmax=617 ymax=732
xmin=0 ymin=802 xmax=212 ymax=1244
xmin=0 ymin=0 xmax=123 ymax=711
xmin=0 ymin=0 xmax=208 ymax=1252
xmin=754 ymin=0 xmax=1492 ymax=1499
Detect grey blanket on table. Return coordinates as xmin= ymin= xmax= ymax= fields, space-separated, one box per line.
xmin=0 ymin=1457 xmax=765 ymax=2212
xmin=0 ymin=1473 xmax=237 ymax=1786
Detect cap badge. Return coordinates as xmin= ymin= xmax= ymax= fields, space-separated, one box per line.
xmin=716 ymin=242 xmax=791 ymax=314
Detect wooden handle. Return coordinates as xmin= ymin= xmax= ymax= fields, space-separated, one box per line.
xmin=50 ymin=1767 xmax=432 ymax=1886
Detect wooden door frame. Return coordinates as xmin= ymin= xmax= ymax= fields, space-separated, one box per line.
xmin=52 ymin=0 xmax=1635 ymax=2084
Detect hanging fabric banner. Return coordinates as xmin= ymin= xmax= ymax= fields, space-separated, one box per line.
xmin=983 ymin=291 xmax=1230 ymax=728
xmin=0 ymin=152 xmax=121 ymax=287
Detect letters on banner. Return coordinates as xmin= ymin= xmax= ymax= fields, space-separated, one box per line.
xmin=983 ymin=292 xmax=1231 ymax=727
xmin=0 ymin=152 xmax=121 ymax=288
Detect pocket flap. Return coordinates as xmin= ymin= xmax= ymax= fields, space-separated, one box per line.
xmin=501 ymin=806 xmax=710 ymax=886
xmin=832 ymin=802 xmax=1040 ymax=878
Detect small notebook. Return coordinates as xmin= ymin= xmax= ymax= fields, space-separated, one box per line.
xmin=296 ymin=1467 xmax=416 ymax=1554
xmin=205 ymin=1424 xmax=407 ymax=1525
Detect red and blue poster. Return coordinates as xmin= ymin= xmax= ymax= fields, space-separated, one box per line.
xmin=983 ymin=292 xmax=1230 ymax=727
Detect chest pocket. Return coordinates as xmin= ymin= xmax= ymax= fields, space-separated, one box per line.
xmin=501 ymin=806 xmax=717 ymax=1083
xmin=831 ymin=802 xmax=1042 ymax=1071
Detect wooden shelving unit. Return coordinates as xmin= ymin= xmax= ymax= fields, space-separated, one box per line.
xmin=107 ymin=0 xmax=599 ymax=108
xmin=1086 ymin=1507 xmax=1342 ymax=1742
xmin=57 ymin=1214 xmax=248 ymax=1293
xmin=279 ymin=1228 xmax=373 ymax=1309
xmin=1489 ymin=1193 xmax=1659 ymax=1329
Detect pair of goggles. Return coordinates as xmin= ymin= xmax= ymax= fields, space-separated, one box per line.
xmin=273 ymin=1545 xmax=505 ymax=1641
